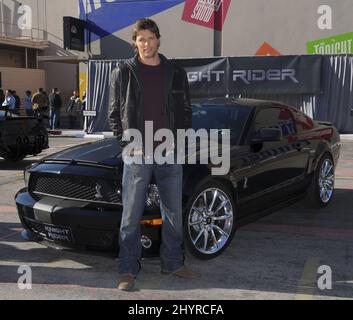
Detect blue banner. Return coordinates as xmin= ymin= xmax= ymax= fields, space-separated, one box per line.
xmin=79 ymin=0 xmax=185 ymax=43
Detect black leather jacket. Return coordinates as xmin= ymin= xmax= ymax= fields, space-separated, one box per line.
xmin=108 ymin=54 xmax=192 ymax=149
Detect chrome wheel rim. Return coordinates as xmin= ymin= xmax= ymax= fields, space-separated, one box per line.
xmin=319 ymin=159 xmax=335 ymax=203
xmin=188 ymin=188 xmax=234 ymax=255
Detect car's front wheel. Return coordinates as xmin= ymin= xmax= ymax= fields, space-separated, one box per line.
xmin=306 ymin=154 xmax=335 ymax=208
xmin=184 ymin=180 xmax=236 ymax=259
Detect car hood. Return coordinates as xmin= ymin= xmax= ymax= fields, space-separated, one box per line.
xmin=43 ymin=138 xmax=246 ymax=167
xmin=44 ymin=138 xmax=123 ymax=167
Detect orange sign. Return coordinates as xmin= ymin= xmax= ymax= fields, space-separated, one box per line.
xmin=256 ymin=42 xmax=281 ymax=56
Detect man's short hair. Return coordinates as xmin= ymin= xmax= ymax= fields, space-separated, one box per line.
xmin=132 ymin=18 xmax=161 ymax=43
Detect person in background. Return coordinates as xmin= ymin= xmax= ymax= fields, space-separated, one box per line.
xmin=12 ymin=90 xmax=21 ymax=115
xmin=56 ymin=90 xmax=63 ymax=128
xmin=48 ymin=88 xmax=62 ymax=130
xmin=0 ymin=89 xmax=5 ymax=106
xmin=67 ymin=90 xmax=82 ymax=129
xmin=81 ymin=90 xmax=87 ymax=129
xmin=32 ymin=88 xmax=46 ymax=117
xmin=81 ymin=90 xmax=87 ymax=111
xmin=43 ymin=90 xmax=49 ymax=112
xmin=41 ymin=90 xmax=50 ymax=127
xmin=2 ymin=90 xmax=16 ymax=113
xmin=24 ymin=91 xmax=33 ymax=117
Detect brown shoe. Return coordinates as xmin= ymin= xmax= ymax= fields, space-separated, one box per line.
xmin=117 ymin=275 xmax=135 ymax=291
xmin=167 ymin=266 xmax=201 ymax=279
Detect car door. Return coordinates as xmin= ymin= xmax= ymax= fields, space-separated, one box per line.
xmin=241 ymin=106 xmax=308 ymax=202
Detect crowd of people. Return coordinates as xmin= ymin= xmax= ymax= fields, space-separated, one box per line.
xmin=0 ymin=87 xmax=87 ymax=130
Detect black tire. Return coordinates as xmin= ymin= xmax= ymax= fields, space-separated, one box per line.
xmin=305 ymin=154 xmax=335 ymax=208
xmin=183 ymin=180 xmax=237 ymax=260
xmin=2 ymin=146 xmax=26 ymax=162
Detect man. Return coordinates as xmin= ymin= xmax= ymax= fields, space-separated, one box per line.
xmin=109 ymin=18 xmax=198 ymax=292
xmin=66 ymin=91 xmax=82 ymax=129
xmin=32 ymin=88 xmax=46 ymax=117
xmin=81 ymin=90 xmax=87 ymax=130
xmin=2 ymin=90 xmax=16 ymax=113
xmin=0 ymin=89 xmax=5 ymax=106
xmin=81 ymin=90 xmax=87 ymax=110
xmin=12 ymin=90 xmax=21 ymax=115
xmin=24 ymin=91 xmax=33 ymax=117
xmin=49 ymin=88 xmax=62 ymax=130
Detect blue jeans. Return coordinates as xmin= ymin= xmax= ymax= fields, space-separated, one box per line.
xmin=49 ymin=109 xmax=59 ymax=129
xmin=119 ymin=162 xmax=184 ymax=276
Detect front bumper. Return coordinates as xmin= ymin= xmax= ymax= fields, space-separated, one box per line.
xmin=15 ymin=188 xmax=161 ymax=257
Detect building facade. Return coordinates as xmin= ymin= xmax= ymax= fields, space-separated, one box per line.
xmin=81 ymin=0 xmax=353 ymax=58
xmin=0 ymin=0 xmax=78 ymax=117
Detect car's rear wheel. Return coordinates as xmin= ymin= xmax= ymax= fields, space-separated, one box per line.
xmin=184 ymin=180 xmax=236 ymax=259
xmin=306 ymin=154 xmax=335 ymax=208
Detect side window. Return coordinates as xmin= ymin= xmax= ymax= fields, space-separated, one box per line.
xmin=277 ymin=108 xmax=296 ymax=136
xmin=253 ymin=107 xmax=296 ymax=138
xmin=292 ymin=109 xmax=314 ymax=132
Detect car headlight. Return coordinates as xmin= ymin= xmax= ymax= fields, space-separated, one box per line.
xmin=23 ymin=163 xmax=37 ymax=188
xmin=23 ymin=169 xmax=30 ymax=188
xmin=146 ymin=184 xmax=160 ymax=208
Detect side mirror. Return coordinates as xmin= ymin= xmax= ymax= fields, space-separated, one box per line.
xmin=251 ymin=127 xmax=283 ymax=143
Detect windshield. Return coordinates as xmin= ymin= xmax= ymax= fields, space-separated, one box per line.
xmin=191 ymin=103 xmax=252 ymax=145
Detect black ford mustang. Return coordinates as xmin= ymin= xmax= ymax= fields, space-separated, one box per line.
xmin=15 ymin=98 xmax=341 ymax=259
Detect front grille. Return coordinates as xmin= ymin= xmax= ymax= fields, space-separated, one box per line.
xmin=29 ymin=173 xmax=122 ymax=205
xmin=24 ymin=218 xmax=46 ymax=237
